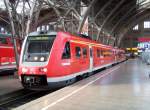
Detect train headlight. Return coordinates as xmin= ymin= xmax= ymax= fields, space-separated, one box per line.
xmin=34 ymin=56 xmax=38 ymax=61
xmin=43 ymin=68 xmax=47 ymax=72
xmin=39 ymin=68 xmax=47 ymax=73
xmin=22 ymin=68 xmax=28 ymax=73
xmin=40 ymin=57 xmax=45 ymax=62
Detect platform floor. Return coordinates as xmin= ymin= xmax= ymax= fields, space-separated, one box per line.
xmin=0 ymin=73 xmax=22 ymax=96
xmin=16 ymin=59 xmax=150 ymax=110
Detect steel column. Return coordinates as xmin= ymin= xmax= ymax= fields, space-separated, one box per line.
xmin=77 ymin=0 xmax=98 ymax=33
xmin=94 ymin=0 xmax=114 ymax=20
xmin=96 ymin=0 xmax=125 ymax=41
xmin=110 ymin=1 xmax=146 ymax=34
xmin=26 ymin=0 xmax=37 ymax=35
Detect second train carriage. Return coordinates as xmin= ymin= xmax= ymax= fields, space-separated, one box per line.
xmin=18 ymin=31 xmax=126 ymax=90
xmin=0 ymin=33 xmax=20 ymax=72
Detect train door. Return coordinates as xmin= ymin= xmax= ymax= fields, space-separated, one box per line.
xmin=114 ymin=50 xmax=117 ymax=63
xmin=89 ymin=46 xmax=93 ymax=72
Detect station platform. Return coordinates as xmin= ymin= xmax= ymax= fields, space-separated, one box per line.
xmin=0 ymin=64 xmax=22 ymax=96
xmin=15 ymin=59 xmax=150 ymax=110
xmin=0 ymin=73 xmax=22 ymax=96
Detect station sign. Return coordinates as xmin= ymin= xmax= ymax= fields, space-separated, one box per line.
xmin=137 ymin=42 xmax=150 ymax=51
xmin=138 ymin=37 xmax=150 ymax=42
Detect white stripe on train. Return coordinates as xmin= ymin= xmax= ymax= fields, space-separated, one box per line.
xmin=0 ymin=46 xmax=13 ymax=49
xmin=1 ymin=62 xmax=9 ymax=65
xmin=47 ymin=61 xmax=123 ymax=83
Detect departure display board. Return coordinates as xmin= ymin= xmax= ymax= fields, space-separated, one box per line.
xmin=28 ymin=36 xmax=50 ymax=41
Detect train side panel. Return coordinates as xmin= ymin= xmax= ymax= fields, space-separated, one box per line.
xmin=47 ymin=32 xmax=90 ymax=77
xmin=69 ymin=41 xmax=90 ymax=74
xmin=46 ymin=32 xmax=71 ymax=77
xmin=0 ymin=37 xmax=19 ymax=66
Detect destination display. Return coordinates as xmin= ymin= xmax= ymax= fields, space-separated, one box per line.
xmin=28 ymin=36 xmax=50 ymax=40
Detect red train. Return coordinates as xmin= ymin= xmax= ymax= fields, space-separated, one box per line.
xmin=0 ymin=33 xmax=20 ymax=72
xmin=18 ymin=31 xmax=126 ymax=90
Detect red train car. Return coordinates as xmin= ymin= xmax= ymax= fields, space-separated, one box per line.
xmin=18 ymin=31 xmax=126 ymax=89
xmin=0 ymin=33 xmax=20 ymax=72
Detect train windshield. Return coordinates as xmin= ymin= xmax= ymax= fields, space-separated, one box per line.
xmin=23 ymin=35 xmax=55 ymax=62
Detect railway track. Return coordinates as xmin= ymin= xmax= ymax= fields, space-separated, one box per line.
xmin=0 ymin=89 xmax=54 ymax=110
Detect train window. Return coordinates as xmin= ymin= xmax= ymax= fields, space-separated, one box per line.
xmin=62 ymin=42 xmax=71 ymax=59
xmin=97 ymin=49 xmax=100 ymax=57
xmin=109 ymin=50 xmax=113 ymax=56
xmin=83 ymin=48 xmax=87 ymax=58
xmin=75 ymin=47 xmax=81 ymax=58
xmin=102 ymin=50 xmax=112 ymax=57
xmin=102 ymin=50 xmax=107 ymax=57
xmin=0 ymin=38 xmax=7 ymax=44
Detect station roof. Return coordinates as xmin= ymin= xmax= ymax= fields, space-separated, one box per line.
xmin=0 ymin=0 xmax=150 ymax=46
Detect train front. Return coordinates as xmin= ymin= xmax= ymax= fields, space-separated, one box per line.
xmin=18 ymin=31 xmax=56 ymax=89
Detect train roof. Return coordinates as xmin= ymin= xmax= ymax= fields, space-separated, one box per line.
xmin=58 ymin=31 xmax=114 ymax=49
xmin=28 ymin=31 xmax=123 ymax=51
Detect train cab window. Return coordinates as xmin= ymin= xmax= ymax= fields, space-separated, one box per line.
xmin=83 ymin=48 xmax=87 ymax=58
xmin=23 ymin=35 xmax=56 ymax=62
xmin=0 ymin=38 xmax=7 ymax=44
xmin=62 ymin=42 xmax=71 ymax=59
xmin=75 ymin=47 xmax=81 ymax=58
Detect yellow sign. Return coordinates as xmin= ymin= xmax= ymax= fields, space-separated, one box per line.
xmin=132 ymin=48 xmax=138 ymax=51
xmin=126 ymin=48 xmax=131 ymax=50
xmin=126 ymin=48 xmax=138 ymax=51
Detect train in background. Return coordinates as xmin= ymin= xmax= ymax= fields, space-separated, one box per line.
xmin=18 ymin=31 xmax=126 ymax=90
xmin=0 ymin=33 xmax=20 ymax=72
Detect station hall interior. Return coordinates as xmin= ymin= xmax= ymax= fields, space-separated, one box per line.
xmin=0 ymin=0 xmax=150 ymax=110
